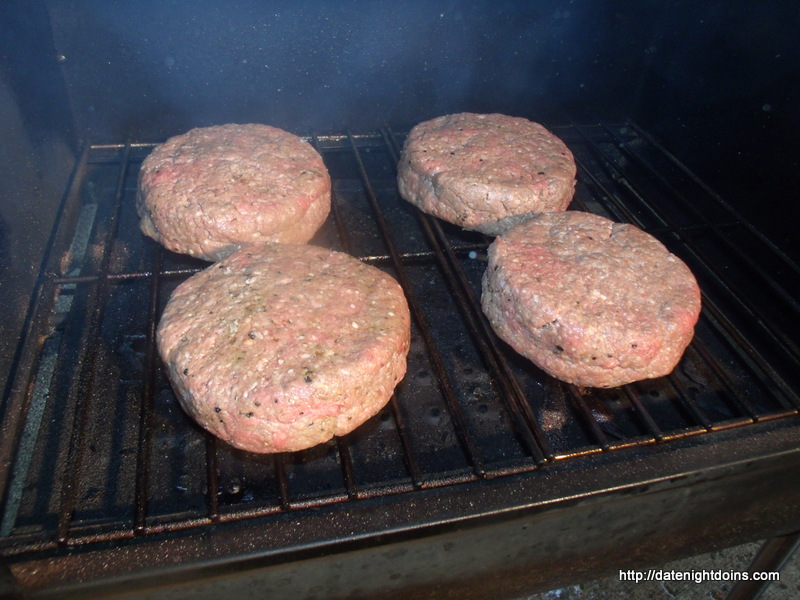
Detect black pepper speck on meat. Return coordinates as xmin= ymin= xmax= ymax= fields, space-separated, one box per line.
xmin=397 ymin=113 xmax=576 ymax=235
xmin=157 ymin=243 xmax=411 ymax=453
xmin=481 ymin=211 xmax=702 ymax=388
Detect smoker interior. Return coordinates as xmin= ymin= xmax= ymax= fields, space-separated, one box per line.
xmin=0 ymin=122 xmax=798 ymax=598
xmin=2 ymin=1 xmax=800 ymax=599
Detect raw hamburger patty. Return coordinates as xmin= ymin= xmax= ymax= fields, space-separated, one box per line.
xmin=157 ymin=243 xmax=411 ymax=453
xmin=397 ymin=113 xmax=576 ymax=236
xmin=481 ymin=211 xmax=701 ymax=388
xmin=137 ymin=123 xmax=331 ymax=262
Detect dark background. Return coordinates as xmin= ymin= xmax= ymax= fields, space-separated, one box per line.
xmin=2 ymin=0 xmax=799 ymax=393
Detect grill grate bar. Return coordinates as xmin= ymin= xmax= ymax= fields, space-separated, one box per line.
xmin=574 ymin=123 xmax=800 ymax=378
xmin=0 ymin=145 xmax=91 ymax=512
xmin=311 ymin=139 xmax=425 ymax=496
xmin=382 ymin=127 xmax=553 ymax=464
xmin=387 ymin=395 xmax=425 ymax=487
xmin=602 ymin=122 xmax=800 ymax=336
xmin=661 ymin=349 xmax=715 ymax=431
xmin=133 ymin=246 xmax=164 ymax=534
xmin=566 ymin=172 xmax=680 ymax=440
xmin=688 ymin=323 xmax=762 ymax=421
xmin=570 ymin=168 xmax=742 ymax=427
xmin=52 ymin=268 xmax=203 ymax=284
xmin=345 ymin=131 xmax=488 ymax=479
xmin=205 ymin=437 xmax=220 ymax=520
xmin=312 ymin=135 xmax=352 ymax=254
xmin=567 ymin=386 xmax=612 ymax=450
xmin=698 ymin=296 xmax=798 ymax=410
xmin=627 ymin=121 xmax=800 ymax=278
xmin=572 ymin=156 xmax=769 ymax=418
xmin=564 ymin=169 xmax=673 ymax=443
xmin=571 ymin=132 xmax=798 ymax=411
xmin=620 ymin=152 xmax=796 ymax=410
xmin=335 ymin=437 xmax=359 ymax=500
xmin=425 ymin=215 xmax=553 ymax=463
xmin=55 ymin=141 xmax=133 ymax=544
xmin=308 ymin=136 xmax=361 ymax=500
xmin=273 ymin=454 xmax=291 ymax=510
xmin=3 ymin=124 xmax=800 ymax=558
xmin=623 ymin=388 xmax=664 ymax=442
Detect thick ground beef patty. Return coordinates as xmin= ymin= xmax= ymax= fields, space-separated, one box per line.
xmin=397 ymin=113 xmax=576 ymax=236
xmin=481 ymin=212 xmax=701 ymax=388
xmin=157 ymin=243 xmax=411 ymax=453
xmin=137 ymin=124 xmax=331 ymax=262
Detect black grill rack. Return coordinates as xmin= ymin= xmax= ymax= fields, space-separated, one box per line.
xmin=1 ymin=121 xmax=799 ymax=596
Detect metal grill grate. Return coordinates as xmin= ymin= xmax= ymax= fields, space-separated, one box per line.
xmin=1 ymin=121 xmax=799 ymax=559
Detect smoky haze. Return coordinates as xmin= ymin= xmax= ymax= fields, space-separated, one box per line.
xmin=44 ymin=0 xmax=614 ymax=141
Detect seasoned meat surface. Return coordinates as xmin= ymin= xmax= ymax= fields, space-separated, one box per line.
xmin=137 ymin=123 xmax=331 ymax=261
xmin=397 ymin=113 xmax=576 ymax=235
xmin=481 ymin=211 xmax=701 ymax=388
xmin=157 ymin=243 xmax=411 ymax=453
